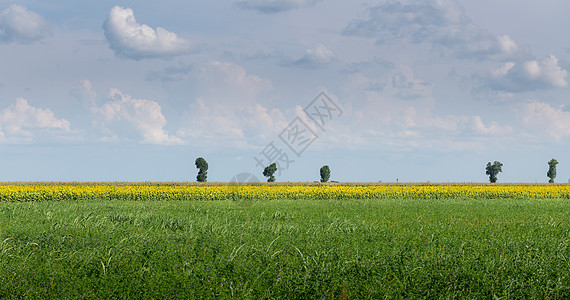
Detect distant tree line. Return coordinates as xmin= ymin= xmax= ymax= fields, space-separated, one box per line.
xmin=484 ymin=159 xmax=560 ymax=183
xmin=193 ymin=157 xmax=562 ymax=183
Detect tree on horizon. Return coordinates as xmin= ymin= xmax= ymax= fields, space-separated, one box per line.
xmin=486 ymin=161 xmax=503 ymax=183
xmin=547 ymin=158 xmax=558 ymax=183
xmin=263 ymin=163 xmax=277 ymax=182
xmin=195 ymin=157 xmax=208 ymax=182
xmin=320 ymin=165 xmax=330 ymax=183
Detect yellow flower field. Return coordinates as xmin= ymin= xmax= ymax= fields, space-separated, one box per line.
xmin=0 ymin=184 xmax=569 ymax=202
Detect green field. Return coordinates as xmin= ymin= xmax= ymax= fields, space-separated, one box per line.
xmin=0 ymin=197 xmax=569 ymax=299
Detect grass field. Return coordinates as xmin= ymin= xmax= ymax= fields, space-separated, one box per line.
xmin=0 ymin=185 xmax=569 ymax=298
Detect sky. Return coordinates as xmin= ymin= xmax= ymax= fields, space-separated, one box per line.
xmin=0 ymin=0 xmax=569 ymax=183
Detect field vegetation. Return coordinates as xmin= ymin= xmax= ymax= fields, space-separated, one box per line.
xmin=0 ymin=183 xmax=568 ymax=298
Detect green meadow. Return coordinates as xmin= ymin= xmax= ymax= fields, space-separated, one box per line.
xmin=0 ymin=197 xmax=568 ymax=299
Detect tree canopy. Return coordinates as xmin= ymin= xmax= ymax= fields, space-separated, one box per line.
xmin=195 ymin=157 xmax=208 ymax=182
xmin=263 ymin=163 xmax=277 ymax=182
xmin=547 ymin=158 xmax=558 ymax=183
xmin=485 ymin=161 xmax=503 ymax=183
xmin=320 ymin=165 xmax=330 ymax=183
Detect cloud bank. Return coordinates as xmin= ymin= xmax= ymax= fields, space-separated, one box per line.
xmin=344 ymin=0 xmax=519 ymax=60
xmin=0 ymin=98 xmax=70 ymax=143
xmin=521 ymin=101 xmax=570 ymax=140
xmin=479 ymin=55 xmax=567 ymax=93
xmin=92 ymin=89 xmax=183 ymax=145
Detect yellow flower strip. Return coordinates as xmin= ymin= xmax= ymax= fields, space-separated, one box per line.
xmin=0 ymin=185 xmax=569 ymax=202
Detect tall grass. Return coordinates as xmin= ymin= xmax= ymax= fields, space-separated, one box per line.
xmin=0 ymin=197 xmax=568 ymax=298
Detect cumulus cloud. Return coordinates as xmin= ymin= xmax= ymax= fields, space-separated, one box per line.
xmin=341 ymin=99 xmax=513 ymax=153
xmin=70 ymin=79 xmax=97 ymax=107
xmin=103 ymin=6 xmax=193 ymax=60
xmin=389 ymin=108 xmax=512 ymax=136
xmin=209 ymin=61 xmax=272 ymax=91
xmin=92 ymin=89 xmax=183 ymax=145
xmin=235 ymin=0 xmax=322 ymax=13
xmin=0 ymin=98 xmax=70 ymax=143
xmin=288 ymin=44 xmax=336 ymax=67
xmin=463 ymin=115 xmax=512 ymax=136
xmin=343 ymin=0 xmax=519 ymax=60
xmin=177 ymin=97 xmax=287 ymax=147
xmin=0 ymin=5 xmax=50 ymax=44
xmin=175 ymin=61 xmax=275 ymax=145
xmin=342 ymin=66 xmax=513 ymax=152
xmin=479 ymin=55 xmax=567 ymax=92
xmin=520 ymin=101 xmax=570 ymax=140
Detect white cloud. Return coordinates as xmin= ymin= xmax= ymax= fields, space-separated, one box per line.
xmin=102 ymin=6 xmax=193 ymax=60
xmin=497 ymin=35 xmax=518 ymax=55
xmin=520 ymin=101 xmax=570 ymax=140
xmin=490 ymin=62 xmax=515 ymax=78
xmin=0 ymin=98 xmax=70 ymax=143
xmin=325 ymin=102 xmax=512 ymax=153
xmin=539 ymin=56 xmax=568 ymax=88
xmin=394 ymin=110 xmax=512 ymax=137
xmin=211 ymin=61 xmax=272 ymax=92
xmin=174 ymin=61 xmax=275 ymax=147
xmin=92 ymin=89 xmax=183 ymax=145
xmin=336 ymin=66 xmax=513 ymax=152
xmin=289 ymin=44 xmax=336 ymax=67
xmin=70 ymin=79 xmax=97 ymax=107
xmin=343 ymin=0 xmax=519 ymax=60
xmin=481 ymin=55 xmax=567 ymax=92
xmin=182 ymin=97 xmax=246 ymax=140
xmin=245 ymin=103 xmax=287 ymax=131
xmin=177 ymin=97 xmax=287 ymax=147
xmin=235 ymin=0 xmax=322 ymax=13
xmin=0 ymin=5 xmax=50 ymax=44
xmin=465 ymin=116 xmax=512 ymax=136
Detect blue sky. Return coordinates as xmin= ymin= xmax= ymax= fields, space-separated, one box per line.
xmin=1 ymin=0 xmax=569 ymax=183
